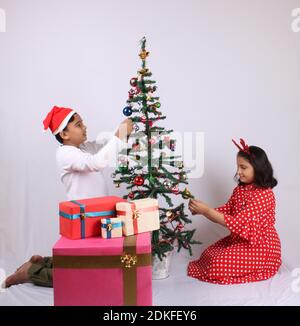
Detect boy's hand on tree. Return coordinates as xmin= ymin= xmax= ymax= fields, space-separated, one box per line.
xmin=125 ymin=119 xmax=133 ymax=136
xmin=115 ymin=119 xmax=133 ymax=140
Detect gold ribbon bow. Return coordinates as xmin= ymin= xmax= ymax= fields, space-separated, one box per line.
xmin=132 ymin=210 xmax=141 ymax=220
xmin=120 ymin=253 xmax=138 ymax=268
xmin=106 ymin=223 xmax=113 ymax=231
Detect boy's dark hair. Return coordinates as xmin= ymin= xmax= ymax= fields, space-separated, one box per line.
xmin=55 ymin=114 xmax=75 ymax=144
xmin=236 ymin=146 xmax=278 ymax=189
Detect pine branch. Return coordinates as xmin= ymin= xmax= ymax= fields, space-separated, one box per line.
xmin=161 ymin=193 xmax=174 ymax=207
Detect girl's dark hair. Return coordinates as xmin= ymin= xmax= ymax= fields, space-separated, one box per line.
xmin=236 ymin=146 xmax=278 ymax=189
xmin=55 ymin=114 xmax=75 ymax=144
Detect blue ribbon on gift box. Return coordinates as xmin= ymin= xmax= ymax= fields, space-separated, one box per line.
xmin=101 ymin=218 xmax=122 ymax=239
xmin=60 ymin=201 xmax=116 ymax=239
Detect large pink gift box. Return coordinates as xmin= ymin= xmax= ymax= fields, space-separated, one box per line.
xmin=53 ymin=233 xmax=152 ymax=306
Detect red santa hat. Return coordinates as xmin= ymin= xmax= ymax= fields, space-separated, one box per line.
xmin=43 ymin=106 xmax=76 ymax=135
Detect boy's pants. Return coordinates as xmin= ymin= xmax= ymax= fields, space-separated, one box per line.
xmin=28 ymin=257 xmax=53 ymax=287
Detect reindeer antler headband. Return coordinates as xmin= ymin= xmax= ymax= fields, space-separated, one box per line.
xmin=232 ymin=138 xmax=251 ymax=155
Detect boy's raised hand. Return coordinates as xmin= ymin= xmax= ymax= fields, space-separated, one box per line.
xmin=115 ymin=119 xmax=133 ymax=140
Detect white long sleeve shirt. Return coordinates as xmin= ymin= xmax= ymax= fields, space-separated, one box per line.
xmin=56 ymin=135 xmax=123 ymax=200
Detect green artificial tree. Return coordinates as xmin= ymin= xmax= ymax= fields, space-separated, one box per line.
xmin=112 ymin=37 xmax=200 ymax=259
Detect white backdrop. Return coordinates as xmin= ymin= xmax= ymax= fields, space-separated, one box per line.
xmin=0 ymin=0 xmax=300 ymax=275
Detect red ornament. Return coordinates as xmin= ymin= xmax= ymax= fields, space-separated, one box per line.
xmin=133 ymin=175 xmax=144 ymax=186
xmin=128 ymin=192 xmax=134 ymax=199
xmin=128 ymin=87 xmax=140 ymax=97
xmin=177 ymin=223 xmax=184 ymax=230
xmin=141 ymin=116 xmax=147 ymax=123
xmin=148 ymin=121 xmax=153 ymax=127
xmin=183 ymin=241 xmax=189 ymax=249
xmin=130 ymin=77 xmax=138 ymax=87
xmin=128 ymin=89 xmax=135 ymax=98
xmin=132 ymin=143 xmax=140 ymax=151
xmin=171 ymin=185 xmax=179 ymax=194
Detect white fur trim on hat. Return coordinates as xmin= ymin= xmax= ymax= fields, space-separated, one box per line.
xmin=53 ymin=110 xmax=76 ymax=135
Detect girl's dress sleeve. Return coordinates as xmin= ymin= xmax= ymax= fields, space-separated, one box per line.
xmin=215 ymin=186 xmax=238 ymax=216
xmin=220 ymin=188 xmax=274 ymax=246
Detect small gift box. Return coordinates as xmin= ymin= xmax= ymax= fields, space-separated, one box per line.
xmin=101 ymin=217 xmax=123 ymax=238
xmin=116 ymin=198 xmax=160 ymax=236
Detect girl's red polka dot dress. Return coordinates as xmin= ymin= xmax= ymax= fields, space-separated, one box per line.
xmin=188 ymin=184 xmax=282 ymax=284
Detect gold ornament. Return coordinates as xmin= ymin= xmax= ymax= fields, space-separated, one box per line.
xmin=177 ymin=161 xmax=184 ymax=169
xmin=182 ymin=187 xmax=192 ymax=199
xmin=166 ymin=211 xmax=173 ymax=218
xmin=139 ymin=50 xmax=149 ymax=60
xmin=138 ymin=68 xmax=149 ymax=76
xmin=115 ymin=182 xmax=120 ymax=188
xmin=166 ymin=210 xmax=176 ymax=222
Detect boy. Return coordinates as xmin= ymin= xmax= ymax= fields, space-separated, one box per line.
xmin=4 ymin=106 xmax=133 ymax=288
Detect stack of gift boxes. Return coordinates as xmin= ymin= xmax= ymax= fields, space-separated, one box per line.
xmin=52 ymin=196 xmax=160 ymax=306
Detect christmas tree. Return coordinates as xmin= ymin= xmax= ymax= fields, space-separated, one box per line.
xmin=112 ymin=37 xmax=200 ymax=259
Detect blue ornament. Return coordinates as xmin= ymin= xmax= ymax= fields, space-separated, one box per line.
xmin=123 ymin=106 xmax=133 ymax=116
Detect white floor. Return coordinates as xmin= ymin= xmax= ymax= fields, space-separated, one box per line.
xmin=0 ymin=251 xmax=299 ymax=306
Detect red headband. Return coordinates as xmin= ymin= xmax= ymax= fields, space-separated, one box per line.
xmin=232 ymin=138 xmax=250 ymax=155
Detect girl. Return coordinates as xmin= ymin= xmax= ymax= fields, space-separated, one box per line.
xmin=187 ymin=139 xmax=281 ymax=284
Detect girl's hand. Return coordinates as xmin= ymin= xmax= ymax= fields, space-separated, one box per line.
xmin=188 ymin=199 xmax=210 ymax=216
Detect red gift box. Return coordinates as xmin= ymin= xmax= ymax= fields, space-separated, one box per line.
xmin=59 ymin=196 xmax=126 ymax=239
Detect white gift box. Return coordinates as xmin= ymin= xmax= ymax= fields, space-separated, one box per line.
xmin=116 ymin=198 xmax=160 ymax=236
